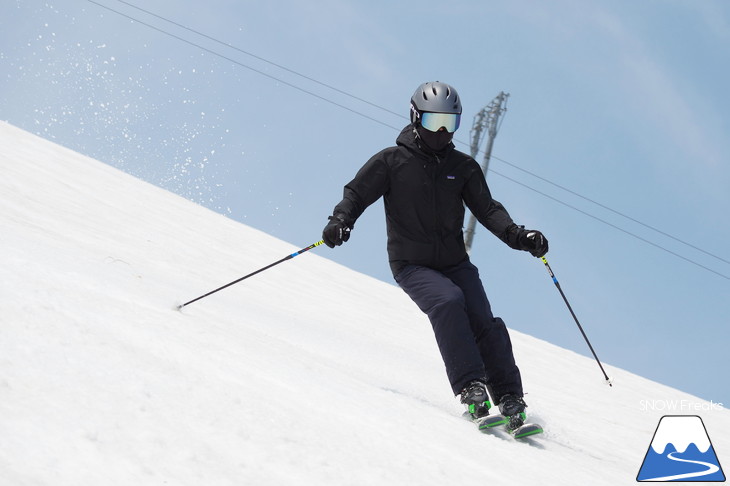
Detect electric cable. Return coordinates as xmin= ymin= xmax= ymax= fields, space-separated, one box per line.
xmin=85 ymin=0 xmax=729 ymax=279
xmin=112 ymin=0 xmax=405 ymax=119
xmin=87 ymin=0 xmax=404 ymax=133
xmin=493 ymin=170 xmax=729 ymax=280
xmin=488 ymin=153 xmax=730 ymax=266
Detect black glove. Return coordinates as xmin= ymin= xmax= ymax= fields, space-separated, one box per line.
xmin=519 ymin=229 xmax=549 ymax=258
xmin=322 ymin=215 xmax=351 ymax=248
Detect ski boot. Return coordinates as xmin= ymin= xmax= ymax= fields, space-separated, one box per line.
xmin=460 ymin=380 xmax=491 ymax=421
xmin=498 ymin=394 xmax=528 ymax=431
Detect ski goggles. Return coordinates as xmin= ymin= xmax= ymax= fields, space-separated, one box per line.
xmin=419 ymin=111 xmax=461 ymax=133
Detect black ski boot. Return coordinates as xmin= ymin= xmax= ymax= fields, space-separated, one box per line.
xmin=460 ymin=380 xmax=491 ymax=421
xmin=498 ymin=394 xmax=528 ymax=431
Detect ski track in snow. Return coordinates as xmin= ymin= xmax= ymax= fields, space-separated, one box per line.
xmin=1 ymin=120 xmax=729 ymax=485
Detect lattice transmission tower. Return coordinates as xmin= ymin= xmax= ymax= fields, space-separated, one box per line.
xmin=463 ymin=91 xmax=509 ymax=253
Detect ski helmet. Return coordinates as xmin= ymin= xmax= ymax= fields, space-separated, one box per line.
xmin=410 ymin=81 xmax=462 ymax=132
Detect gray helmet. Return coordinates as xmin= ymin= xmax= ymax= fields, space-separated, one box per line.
xmin=410 ymin=81 xmax=462 ymax=125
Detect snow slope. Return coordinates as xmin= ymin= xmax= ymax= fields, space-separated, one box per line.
xmin=1 ymin=121 xmax=728 ymax=485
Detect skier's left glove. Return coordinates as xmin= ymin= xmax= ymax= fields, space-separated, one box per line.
xmin=322 ymin=215 xmax=351 ymax=248
xmin=519 ymin=229 xmax=549 ymax=258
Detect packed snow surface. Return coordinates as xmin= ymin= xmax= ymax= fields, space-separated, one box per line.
xmin=1 ymin=121 xmax=728 ymax=485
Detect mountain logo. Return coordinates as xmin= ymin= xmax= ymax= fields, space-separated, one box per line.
xmin=637 ymin=415 xmax=725 ymax=482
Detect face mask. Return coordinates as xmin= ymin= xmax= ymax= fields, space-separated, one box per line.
xmin=417 ymin=125 xmax=453 ymax=152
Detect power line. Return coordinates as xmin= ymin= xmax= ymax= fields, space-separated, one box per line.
xmin=86 ymin=0 xmax=404 ymax=133
xmin=111 ymin=0 xmax=405 ymax=120
xmin=86 ymin=0 xmax=729 ymax=280
xmin=100 ymin=0 xmax=729 ymax=268
xmin=489 ymin=169 xmax=729 ymax=280
xmin=488 ymin=153 xmax=730 ymax=266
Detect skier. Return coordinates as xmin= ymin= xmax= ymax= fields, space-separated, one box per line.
xmin=322 ymin=81 xmax=548 ymax=429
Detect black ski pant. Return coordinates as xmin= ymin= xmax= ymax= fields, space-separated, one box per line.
xmin=395 ymin=259 xmax=523 ymax=403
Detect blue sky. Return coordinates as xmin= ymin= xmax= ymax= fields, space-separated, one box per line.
xmin=1 ymin=0 xmax=728 ymax=404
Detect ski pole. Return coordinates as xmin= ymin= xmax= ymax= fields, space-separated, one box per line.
xmin=177 ymin=240 xmax=325 ymax=310
xmin=540 ymin=256 xmax=613 ymax=387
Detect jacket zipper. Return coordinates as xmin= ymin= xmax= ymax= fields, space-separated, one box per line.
xmin=433 ymin=154 xmax=442 ymax=265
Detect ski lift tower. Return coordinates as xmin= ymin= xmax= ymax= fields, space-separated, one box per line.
xmin=463 ymin=91 xmax=509 ymax=253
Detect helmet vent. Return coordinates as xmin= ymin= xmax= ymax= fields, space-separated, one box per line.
xmin=411 ymin=81 xmax=462 ymax=116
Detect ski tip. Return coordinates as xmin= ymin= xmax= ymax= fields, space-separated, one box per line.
xmin=478 ymin=414 xmax=509 ymax=430
xmin=512 ymin=423 xmax=544 ymax=439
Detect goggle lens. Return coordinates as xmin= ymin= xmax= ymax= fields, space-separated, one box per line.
xmin=419 ymin=112 xmax=461 ymax=133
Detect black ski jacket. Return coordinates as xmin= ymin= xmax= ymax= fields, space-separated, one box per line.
xmin=332 ymin=124 xmax=524 ymax=276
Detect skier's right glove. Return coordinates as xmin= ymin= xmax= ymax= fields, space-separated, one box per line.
xmin=322 ymin=215 xmax=351 ymax=248
xmin=519 ymin=229 xmax=549 ymax=258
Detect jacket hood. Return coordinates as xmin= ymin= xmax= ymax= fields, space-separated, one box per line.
xmin=395 ymin=124 xmax=418 ymax=149
xmin=396 ymin=123 xmax=455 ymax=158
